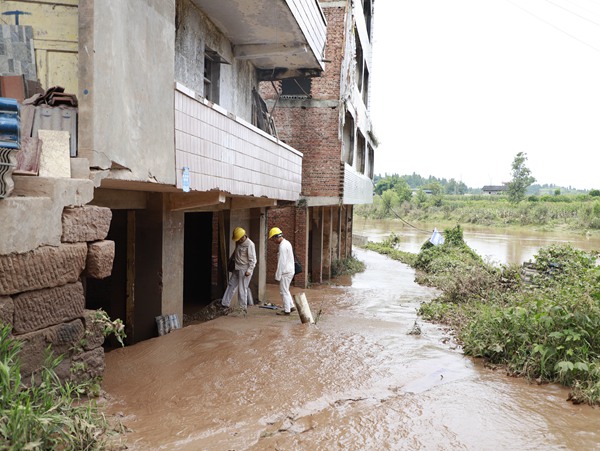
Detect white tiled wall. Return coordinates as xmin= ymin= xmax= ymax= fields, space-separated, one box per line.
xmin=175 ymin=84 xmax=302 ymax=201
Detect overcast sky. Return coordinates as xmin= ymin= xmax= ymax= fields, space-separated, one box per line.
xmin=370 ymin=0 xmax=600 ymax=190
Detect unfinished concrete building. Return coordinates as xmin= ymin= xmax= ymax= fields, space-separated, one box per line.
xmin=0 ymin=0 xmax=327 ymax=379
xmin=261 ymin=0 xmax=376 ymax=286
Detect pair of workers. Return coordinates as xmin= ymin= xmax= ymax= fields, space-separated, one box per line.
xmin=220 ymin=226 xmax=296 ymax=315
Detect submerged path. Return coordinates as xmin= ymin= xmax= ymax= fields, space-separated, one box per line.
xmin=101 ymin=248 xmax=600 ymax=450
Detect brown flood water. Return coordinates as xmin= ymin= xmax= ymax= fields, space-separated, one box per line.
xmin=102 ymin=248 xmax=600 ymax=450
xmin=353 ymin=218 xmax=600 ymax=265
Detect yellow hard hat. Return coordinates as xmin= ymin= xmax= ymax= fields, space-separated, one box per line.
xmin=232 ymin=227 xmax=246 ymax=242
xmin=268 ymin=227 xmax=283 ymax=239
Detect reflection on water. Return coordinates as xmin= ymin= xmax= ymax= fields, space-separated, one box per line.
xmin=354 ymin=218 xmax=600 ymax=265
xmin=101 ymin=247 xmax=600 ymax=450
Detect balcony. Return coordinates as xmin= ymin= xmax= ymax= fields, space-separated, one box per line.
xmin=174 ymin=83 xmax=302 ymax=204
xmin=342 ymin=163 xmax=373 ymax=205
xmin=190 ymin=0 xmax=327 ymax=80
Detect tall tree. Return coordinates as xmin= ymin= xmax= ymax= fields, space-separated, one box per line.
xmin=507 ymin=152 xmax=535 ymax=203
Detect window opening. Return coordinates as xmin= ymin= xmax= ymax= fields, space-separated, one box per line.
xmin=280 ymin=77 xmax=312 ymax=99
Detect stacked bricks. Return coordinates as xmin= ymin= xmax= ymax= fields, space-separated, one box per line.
xmin=0 ymin=205 xmax=114 ymax=382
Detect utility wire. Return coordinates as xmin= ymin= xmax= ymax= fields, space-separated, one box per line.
xmin=503 ymin=0 xmax=600 ymax=53
xmin=561 ymin=0 xmax=600 ymax=20
xmin=370 ymin=180 xmax=441 ymax=235
xmin=543 ymin=0 xmax=600 ymax=27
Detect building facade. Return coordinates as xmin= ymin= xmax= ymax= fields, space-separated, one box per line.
xmin=0 ymin=0 xmax=327 ymax=379
xmin=261 ymin=0 xmax=376 ymax=286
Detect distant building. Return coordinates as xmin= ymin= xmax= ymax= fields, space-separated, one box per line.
xmin=482 ymin=185 xmax=508 ymax=195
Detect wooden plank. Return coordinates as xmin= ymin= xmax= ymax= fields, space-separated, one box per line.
xmin=168 ymin=191 xmax=226 ymax=211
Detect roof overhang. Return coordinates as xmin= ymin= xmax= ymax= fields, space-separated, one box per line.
xmin=191 ymin=0 xmax=327 ymax=80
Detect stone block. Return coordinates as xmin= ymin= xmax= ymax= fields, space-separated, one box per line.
xmin=38 ymin=130 xmax=71 ymax=178
xmin=72 ymin=347 xmax=105 ymax=381
xmin=0 ymin=296 xmax=14 ymax=328
xmin=13 ymin=176 xmax=94 ymax=206
xmin=61 ymin=205 xmax=112 ymax=243
xmin=2 ymin=177 xmax=94 ymax=254
xmin=82 ymin=309 xmax=106 ymax=351
xmin=0 ymin=243 xmax=87 ymax=296
xmin=17 ymin=319 xmax=85 ymax=375
xmin=0 ymin=196 xmax=60 ymax=255
xmin=83 ymin=240 xmax=115 ymax=279
xmin=13 ymin=282 xmax=85 ymax=334
xmin=70 ymin=157 xmax=90 ymax=180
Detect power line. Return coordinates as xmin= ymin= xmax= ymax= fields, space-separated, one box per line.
xmin=504 ymin=0 xmax=600 ymax=53
xmin=370 ymin=181 xmax=440 ymax=235
xmin=543 ymin=0 xmax=600 ymax=27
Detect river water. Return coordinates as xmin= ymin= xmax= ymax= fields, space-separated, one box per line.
xmin=101 ymin=241 xmax=600 ymax=449
xmin=353 ymin=218 xmax=600 ymax=265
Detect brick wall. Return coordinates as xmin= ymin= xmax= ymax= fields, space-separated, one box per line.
xmin=266 ymin=206 xmax=307 ymax=287
xmin=274 ymin=107 xmax=342 ymax=197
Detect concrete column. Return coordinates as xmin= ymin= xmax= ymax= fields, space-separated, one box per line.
xmin=134 ymin=193 xmax=163 ymax=342
xmin=310 ymin=207 xmax=324 ymax=284
xmin=258 ymin=208 xmax=267 ymax=302
xmin=161 ymin=198 xmax=184 ymax=321
xmin=323 ymin=207 xmax=332 ymax=280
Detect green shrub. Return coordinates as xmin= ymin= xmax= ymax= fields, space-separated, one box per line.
xmin=331 ymin=254 xmax=366 ymax=277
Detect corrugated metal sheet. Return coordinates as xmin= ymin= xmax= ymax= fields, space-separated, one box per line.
xmin=32 ymin=106 xmax=77 ymax=157
xmin=0 ymin=97 xmax=20 ymax=198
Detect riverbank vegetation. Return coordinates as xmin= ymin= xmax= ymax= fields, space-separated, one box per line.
xmin=363 ymin=226 xmax=600 ymax=405
xmin=357 ymin=191 xmax=600 ymax=232
xmin=358 ymin=172 xmax=600 ymax=232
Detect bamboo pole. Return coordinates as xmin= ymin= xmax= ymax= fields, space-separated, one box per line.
xmin=293 ymin=292 xmax=314 ymax=324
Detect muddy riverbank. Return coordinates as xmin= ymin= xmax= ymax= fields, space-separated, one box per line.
xmin=101 ymin=248 xmax=600 ymax=450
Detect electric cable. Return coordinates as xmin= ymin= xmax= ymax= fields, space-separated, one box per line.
xmin=369 ymin=179 xmax=441 ymax=235
xmin=503 ymin=0 xmax=600 ymax=52
xmin=543 ymin=0 xmax=600 ymax=27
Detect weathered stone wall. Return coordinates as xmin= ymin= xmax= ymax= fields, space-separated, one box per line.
xmin=0 ymin=176 xmax=115 ymax=383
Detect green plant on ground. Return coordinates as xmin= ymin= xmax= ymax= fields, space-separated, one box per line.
xmin=331 ymin=254 xmax=366 ymax=278
xmin=93 ymin=309 xmax=127 ymax=347
xmin=0 ymin=324 xmax=120 ymax=449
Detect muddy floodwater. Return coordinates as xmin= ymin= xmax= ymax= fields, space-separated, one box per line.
xmin=102 ymin=248 xmax=600 ymax=450
xmin=354 ymin=218 xmax=600 ymax=265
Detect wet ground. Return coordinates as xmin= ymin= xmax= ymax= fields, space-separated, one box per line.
xmin=101 ymin=248 xmax=600 ymax=450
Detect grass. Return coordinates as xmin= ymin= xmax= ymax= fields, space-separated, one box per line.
xmin=0 ymin=323 xmax=122 ymax=450
xmin=331 ymin=254 xmax=367 ymax=277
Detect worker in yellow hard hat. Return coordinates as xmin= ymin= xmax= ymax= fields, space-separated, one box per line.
xmin=268 ymin=227 xmax=296 ymax=316
xmin=220 ymin=227 xmax=256 ymax=314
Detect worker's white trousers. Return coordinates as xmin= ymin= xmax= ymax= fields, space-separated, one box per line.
xmin=279 ymin=273 xmax=294 ymax=312
xmin=222 ymin=269 xmax=253 ymax=309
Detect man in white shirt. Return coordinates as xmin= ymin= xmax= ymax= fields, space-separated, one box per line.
xmin=268 ymin=227 xmax=296 ymax=315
